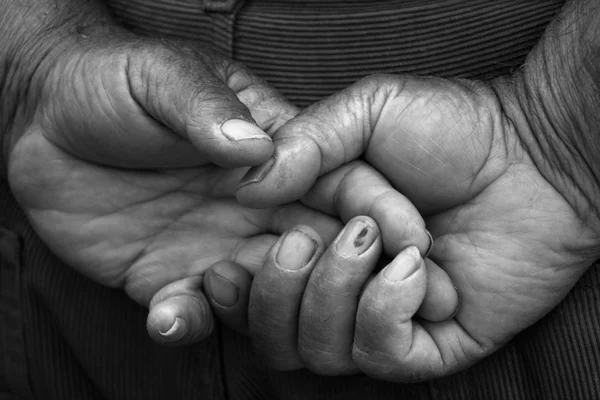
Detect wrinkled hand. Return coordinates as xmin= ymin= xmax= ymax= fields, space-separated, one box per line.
xmin=4 ymin=26 xmax=342 ymax=345
xmin=241 ymin=160 xmax=459 ymax=373
xmin=233 ymin=75 xmax=600 ymax=381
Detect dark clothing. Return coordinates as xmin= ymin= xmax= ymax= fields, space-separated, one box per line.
xmin=108 ymin=0 xmax=564 ymax=107
xmin=4 ymin=1 xmax=600 ymax=399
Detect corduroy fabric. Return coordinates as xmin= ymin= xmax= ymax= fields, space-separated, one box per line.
xmin=234 ymin=0 xmax=563 ymax=107
xmin=107 ymin=0 xmax=564 ymax=107
xmin=5 ymin=1 xmax=600 ymax=399
xmin=0 ymin=226 xmax=33 ymax=399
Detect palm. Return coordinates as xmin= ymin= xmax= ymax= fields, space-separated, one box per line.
xmin=364 ymin=78 xmax=597 ymax=353
xmin=429 ymin=170 xmax=590 ymax=345
xmin=9 ymin=133 xmax=283 ymax=305
xmin=5 ymin=41 xmax=329 ymax=307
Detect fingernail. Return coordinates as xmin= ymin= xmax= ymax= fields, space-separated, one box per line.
xmin=208 ymin=271 xmax=239 ymax=307
xmin=221 ymin=119 xmax=271 ymax=142
xmin=449 ymin=287 xmax=462 ymax=319
xmin=276 ymin=229 xmax=318 ymax=271
xmin=383 ymin=246 xmax=421 ymax=281
xmin=425 ymin=230 xmax=434 ymax=258
xmin=159 ymin=316 xmax=187 ymax=340
xmin=238 ymin=157 xmax=275 ymax=187
xmin=335 ymin=218 xmax=378 ymax=256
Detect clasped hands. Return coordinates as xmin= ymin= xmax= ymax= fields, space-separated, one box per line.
xmin=5 ymin=29 xmax=599 ymax=383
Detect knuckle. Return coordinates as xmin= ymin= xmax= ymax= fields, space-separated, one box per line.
xmin=352 ymin=343 xmax=394 ymax=379
xmin=226 ymin=61 xmax=260 ymax=92
xmin=355 ymin=73 xmax=405 ymax=95
xmin=298 ymin=342 xmax=347 ymax=375
xmin=351 ymin=343 xmax=372 ymax=368
xmin=368 ymin=191 xmax=424 ymax=233
xmin=340 ymin=163 xmax=376 ymax=191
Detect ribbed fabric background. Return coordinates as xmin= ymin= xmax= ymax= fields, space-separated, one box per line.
xmin=108 ymin=0 xmax=563 ymax=107
xmin=234 ymin=0 xmax=562 ymax=106
xmin=5 ymin=1 xmax=600 ymax=400
xmin=108 ymin=0 xmax=214 ymax=40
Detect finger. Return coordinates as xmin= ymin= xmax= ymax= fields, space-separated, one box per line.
xmin=125 ymin=200 xmax=342 ymax=310
xmin=269 ymin=202 xmax=343 ymax=246
xmin=353 ymin=246 xmax=481 ymax=382
xmin=236 ymin=74 xmax=405 ymax=207
xmin=417 ymin=258 xmax=460 ymax=322
xmin=301 ymin=161 xmax=458 ymax=320
xmin=301 ymin=161 xmax=432 ymax=257
xmin=236 ymin=75 xmax=503 ymax=212
xmin=231 ymin=201 xmax=343 ymax=274
xmin=354 ymin=246 xmax=431 ymax=381
xmin=249 ymin=226 xmax=324 ymax=371
xmin=204 ymin=260 xmax=252 ymax=335
xmin=227 ymin=63 xmax=299 ymax=135
xmin=297 ymin=216 xmax=381 ymax=375
xmin=147 ymin=276 xmax=214 ymax=346
xmin=128 ymin=43 xmax=276 ymax=168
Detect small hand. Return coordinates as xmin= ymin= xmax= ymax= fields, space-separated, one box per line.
xmin=234 ymin=75 xmax=600 ymax=380
xmin=5 ymin=27 xmax=341 ymax=345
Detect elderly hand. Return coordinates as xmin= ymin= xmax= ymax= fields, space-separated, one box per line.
xmin=239 ymin=159 xmax=461 ymax=374
xmin=2 ymin=12 xmax=343 ymax=346
xmin=233 ymin=73 xmax=600 ymax=381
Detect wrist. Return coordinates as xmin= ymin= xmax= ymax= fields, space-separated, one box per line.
xmin=0 ymin=35 xmax=61 ymax=180
xmin=492 ymin=1 xmax=600 ymax=237
xmin=0 ymin=1 xmax=119 ymax=179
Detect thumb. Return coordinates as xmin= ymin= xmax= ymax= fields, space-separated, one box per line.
xmin=48 ymin=38 xmax=297 ymax=169
xmin=235 ymin=74 xmax=502 ymax=211
xmin=127 ymin=42 xmax=284 ymax=168
xmin=235 ymin=74 xmax=401 ymax=207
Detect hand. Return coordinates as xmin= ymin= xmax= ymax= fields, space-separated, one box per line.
xmin=234 ymin=74 xmax=600 ymax=380
xmin=241 ymin=160 xmax=459 ymax=373
xmin=4 ymin=24 xmax=342 ymax=345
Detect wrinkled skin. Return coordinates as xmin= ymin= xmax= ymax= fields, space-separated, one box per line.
xmin=4 ymin=27 xmax=445 ymax=348
xmin=4 ymin=30 xmax=343 ymax=344
xmin=235 ymin=74 xmax=600 ymax=381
